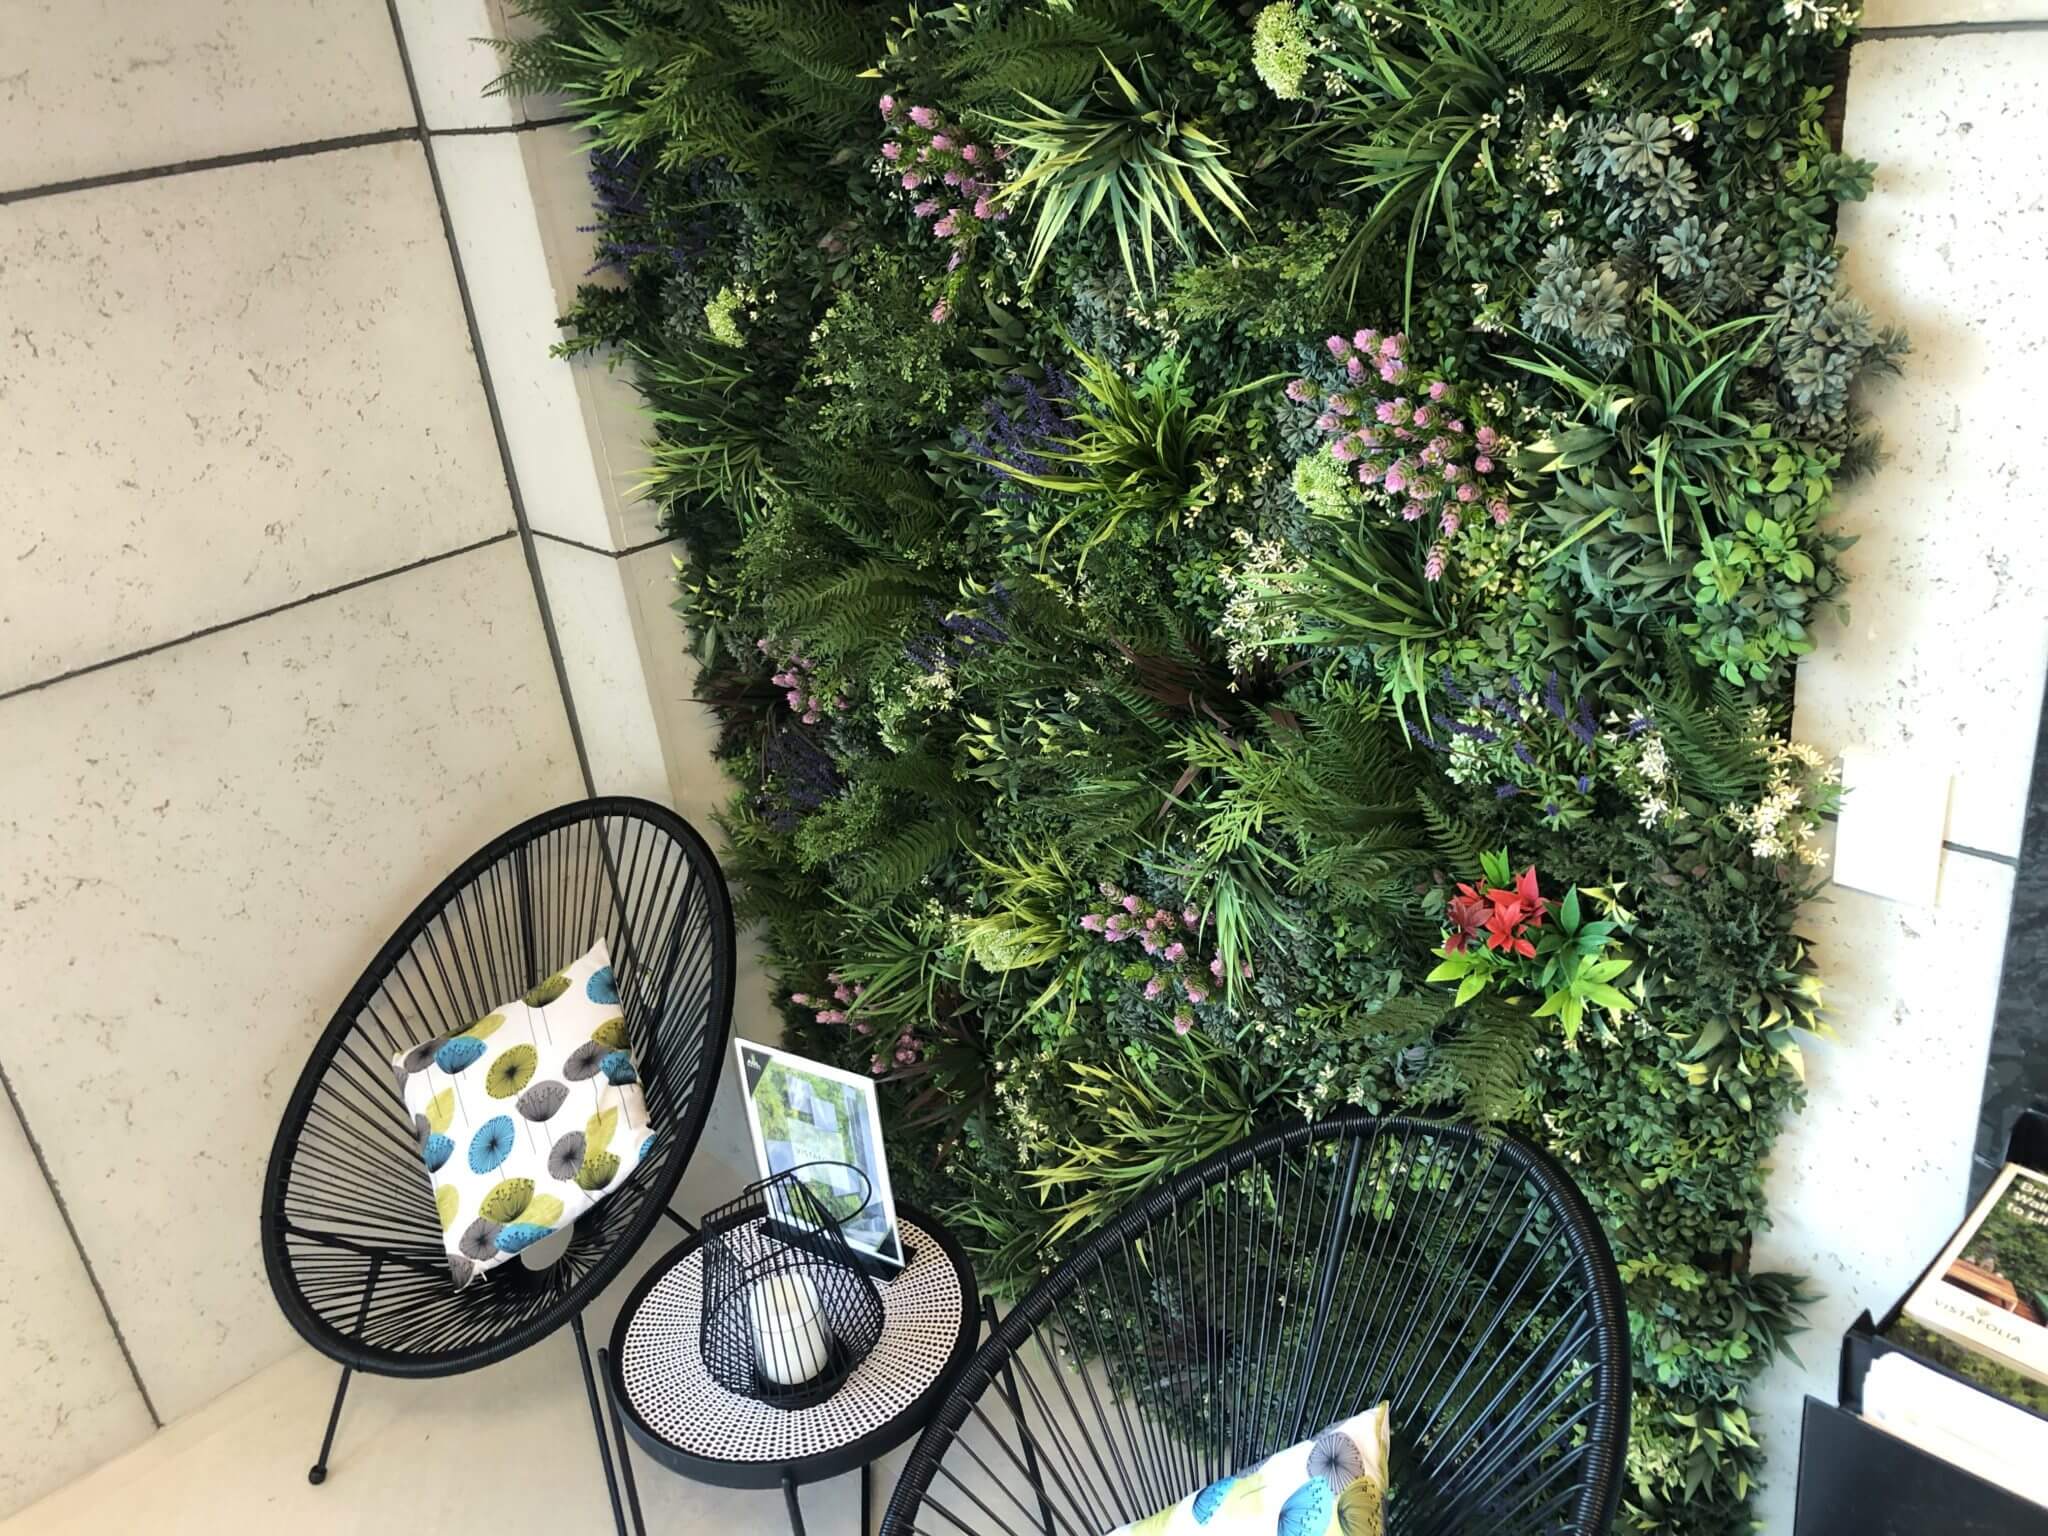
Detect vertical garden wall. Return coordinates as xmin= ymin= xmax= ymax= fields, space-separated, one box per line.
xmin=499 ymin=1 xmax=1901 ymax=1527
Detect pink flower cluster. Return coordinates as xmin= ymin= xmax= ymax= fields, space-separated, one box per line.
xmin=879 ymin=94 xmax=1010 ymax=298
xmin=790 ymin=972 xmax=923 ymax=1075
xmin=1288 ymin=329 xmax=1514 ymax=582
xmin=1077 ymin=882 xmax=1248 ymax=1035
xmin=757 ymin=637 xmax=845 ymax=725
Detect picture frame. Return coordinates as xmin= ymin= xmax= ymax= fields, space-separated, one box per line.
xmin=733 ymin=1039 xmax=906 ymax=1271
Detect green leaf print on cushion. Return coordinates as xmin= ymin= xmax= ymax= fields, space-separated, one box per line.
xmin=485 ymin=1043 xmax=538 ymax=1099
xmin=423 ymin=1086 xmax=456 ymax=1134
xmin=590 ymin=1018 xmax=627 ymax=1051
xmin=478 ymin=1178 xmax=535 ymax=1223
xmin=436 ymin=1184 xmax=460 ymax=1231
xmin=586 ymin=1107 xmax=619 ymax=1152
xmin=462 ymin=1012 xmax=506 ymax=1040
xmin=522 ymin=1193 xmax=564 ymax=1228
xmin=523 ymin=973 xmax=569 ymax=1007
xmin=1335 ymin=1482 xmax=1384 ymax=1536
xmin=576 ymin=1150 xmax=620 ymax=1192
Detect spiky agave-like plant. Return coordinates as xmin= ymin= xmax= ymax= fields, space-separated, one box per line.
xmin=991 ymin=55 xmax=1253 ymax=290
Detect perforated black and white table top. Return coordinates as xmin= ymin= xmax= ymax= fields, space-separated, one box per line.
xmin=606 ymin=1201 xmax=978 ymax=1497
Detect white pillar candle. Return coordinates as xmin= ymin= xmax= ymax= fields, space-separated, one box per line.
xmin=748 ymin=1270 xmax=832 ymax=1387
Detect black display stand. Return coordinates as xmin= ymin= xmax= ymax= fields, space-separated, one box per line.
xmin=1793 ymin=1108 xmax=2048 ymax=1535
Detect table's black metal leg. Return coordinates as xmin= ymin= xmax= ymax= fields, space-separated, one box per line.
xmin=597 ymin=1346 xmax=648 ymax=1536
xmin=985 ymin=1298 xmax=1055 ymax=1535
xmin=782 ymin=1472 xmax=807 ymax=1536
xmin=861 ymin=1461 xmax=872 ymax=1534
xmin=310 ymin=1254 xmax=381 ymax=1485
xmin=572 ymin=1314 xmax=629 ymax=1536
xmin=659 ymin=1207 xmax=697 ymax=1234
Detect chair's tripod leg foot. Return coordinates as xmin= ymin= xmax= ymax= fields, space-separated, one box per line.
xmin=308 ymin=1365 xmax=353 ymax=1485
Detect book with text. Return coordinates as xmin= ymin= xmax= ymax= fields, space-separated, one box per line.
xmin=1900 ymin=1162 xmax=2048 ymax=1389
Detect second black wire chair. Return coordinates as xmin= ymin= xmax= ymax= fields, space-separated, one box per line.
xmin=884 ymin=1113 xmax=1630 ymax=1536
xmin=259 ymin=797 xmax=734 ymax=1531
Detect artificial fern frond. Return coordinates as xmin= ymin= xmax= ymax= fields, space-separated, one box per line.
xmin=1151 ymin=0 xmax=1242 ymax=54
xmin=945 ymin=1 xmax=1151 ymax=105
xmin=1413 ymin=1003 xmax=1540 ymax=1121
xmin=1417 ymin=791 xmax=1492 ymax=876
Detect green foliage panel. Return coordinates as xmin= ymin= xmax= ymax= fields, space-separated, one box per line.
xmin=497 ymin=0 xmax=1894 ymax=1526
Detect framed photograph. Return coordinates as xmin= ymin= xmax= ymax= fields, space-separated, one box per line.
xmin=734 ymin=1039 xmax=905 ymax=1270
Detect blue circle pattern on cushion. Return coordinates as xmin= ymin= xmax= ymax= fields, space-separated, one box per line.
xmin=493 ymin=1222 xmax=551 ymax=1254
xmin=600 ymin=1049 xmax=637 ymax=1085
xmin=469 ymin=1115 xmax=515 ymax=1173
xmin=639 ymin=1131 xmax=657 ymax=1160
xmin=422 ymin=1132 xmax=453 ymax=1172
xmin=1192 ymin=1476 xmax=1236 ymax=1525
xmin=435 ymin=1035 xmax=487 ymax=1074
xmin=1276 ymin=1477 xmax=1333 ymax=1536
xmin=586 ymin=965 xmax=617 ymax=1005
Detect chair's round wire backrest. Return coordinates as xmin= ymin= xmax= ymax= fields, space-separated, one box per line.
xmin=261 ymin=797 xmax=735 ymax=1377
xmin=884 ymin=1114 xmax=1629 ymax=1536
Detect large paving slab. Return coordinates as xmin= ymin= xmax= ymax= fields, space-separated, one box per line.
xmin=0 ymin=1095 xmax=155 ymax=1517
xmin=0 ymin=0 xmax=410 ymax=191
xmin=0 ymin=142 xmax=512 ymax=696
xmin=0 ymin=540 xmax=584 ymax=1423
xmin=1791 ymin=32 xmax=2048 ymax=860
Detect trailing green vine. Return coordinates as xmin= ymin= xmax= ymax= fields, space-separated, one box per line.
xmin=497 ymin=1 xmax=1891 ymax=1527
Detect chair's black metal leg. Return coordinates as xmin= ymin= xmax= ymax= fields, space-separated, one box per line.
xmin=660 ymin=1207 xmax=697 ymax=1234
xmin=572 ymin=1314 xmax=629 ymax=1536
xmin=307 ymin=1366 xmax=351 ymax=1486
xmin=985 ymin=1298 xmax=1056 ymax=1535
xmin=783 ymin=1472 xmax=807 ymax=1536
xmin=598 ymin=1346 xmax=648 ymax=1536
xmin=310 ymin=1254 xmax=381 ymax=1485
xmin=861 ymin=1461 xmax=872 ymax=1535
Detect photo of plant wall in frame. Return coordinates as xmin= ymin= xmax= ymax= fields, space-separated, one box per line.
xmin=736 ymin=1040 xmax=905 ymax=1267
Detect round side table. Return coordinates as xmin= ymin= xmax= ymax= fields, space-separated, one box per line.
xmin=606 ymin=1201 xmax=978 ymax=1535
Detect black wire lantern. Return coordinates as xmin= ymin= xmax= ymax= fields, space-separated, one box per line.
xmin=699 ymin=1162 xmax=887 ymax=1409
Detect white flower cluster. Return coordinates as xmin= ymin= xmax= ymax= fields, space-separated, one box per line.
xmin=1783 ymin=0 xmax=1859 ymax=30
xmin=1216 ymin=526 xmax=1302 ymax=673
xmin=1728 ymin=732 xmax=1837 ymax=864
xmin=1602 ymin=715 xmax=1690 ymax=832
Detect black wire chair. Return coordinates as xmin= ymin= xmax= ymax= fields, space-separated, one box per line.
xmin=884 ymin=1113 xmax=1630 ymax=1536
xmin=260 ymin=797 xmax=734 ymax=1528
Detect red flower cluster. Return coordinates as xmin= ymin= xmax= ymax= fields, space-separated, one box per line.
xmin=1444 ymin=865 xmax=1547 ymax=958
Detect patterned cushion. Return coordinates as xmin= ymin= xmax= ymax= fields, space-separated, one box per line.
xmin=390 ymin=940 xmax=656 ymax=1288
xmin=1105 ymin=1403 xmax=1390 ymax=1536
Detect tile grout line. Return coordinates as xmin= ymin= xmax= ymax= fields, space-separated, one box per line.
xmin=0 ymin=115 xmax=581 ymax=207
xmin=382 ymin=0 xmax=598 ymax=802
xmin=1860 ymin=17 xmax=2048 ymax=36
xmin=532 ymin=529 xmax=678 ymax=561
xmin=1946 ymin=839 xmax=2020 ymax=869
xmin=0 ymin=532 xmax=521 ymax=707
xmin=0 ymin=127 xmax=417 ymax=206
xmin=434 ymin=112 xmax=583 ymax=137
xmin=0 ymin=1060 xmax=162 ymax=1428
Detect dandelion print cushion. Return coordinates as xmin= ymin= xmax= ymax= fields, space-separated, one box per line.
xmin=391 ymin=940 xmax=657 ymax=1288
xmin=1104 ymin=1403 xmax=1390 ymax=1536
